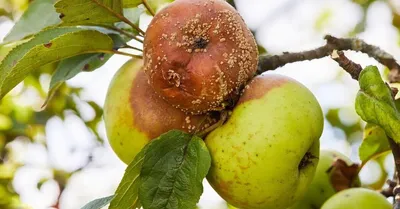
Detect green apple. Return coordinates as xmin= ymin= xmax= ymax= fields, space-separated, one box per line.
xmin=289 ymin=150 xmax=359 ymax=209
xmin=205 ymin=74 xmax=324 ymax=209
xmin=103 ymin=59 xmax=216 ymax=164
xmin=321 ymin=188 xmax=391 ymax=209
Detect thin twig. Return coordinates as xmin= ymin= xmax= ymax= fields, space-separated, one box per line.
xmin=197 ymin=111 xmax=229 ymax=138
xmin=107 ymin=26 xmax=144 ymax=43
xmin=389 ymin=136 xmax=400 ymax=208
xmin=121 ymin=17 xmax=145 ymax=35
xmin=112 ymin=50 xmax=143 ymax=59
xmin=143 ymin=0 xmax=156 ymax=16
xmin=257 ymin=35 xmax=400 ymax=82
xmin=95 ymin=49 xmax=143 ymax=59
xmin=330 ymin=50 xmax=362 ymax=80
xmin=91 ymin=1 xmax=145 ymax=35
xmin=122 ymin=44 xmax=143 ymax=52
xmin=381 ymin=179 xmax=397 ymax=198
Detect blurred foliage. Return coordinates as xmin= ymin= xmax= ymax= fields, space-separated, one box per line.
xmin=352 ymin=0 xmax=376 ymax=7
xmin=0 ymin=2 xmax=105 ymax=208
xmin=0 ymin=64 xmax=105 ymax=207
xmin=325 ymin=108 xmax=363 ymax=141
xmin=314 ymin=9 xmax=333 ymax=32
xmin=0 ymin=0 xmax=29 ymax=20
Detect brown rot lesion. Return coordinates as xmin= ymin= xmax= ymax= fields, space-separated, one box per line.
xmin=193 ymin=37 xmax=209 ymax=49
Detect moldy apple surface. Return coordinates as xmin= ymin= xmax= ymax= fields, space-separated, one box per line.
xmin=144 ymin=0 xmax=258 ymax=114
xmin=103 ymin=59 xmax=216 ymax=164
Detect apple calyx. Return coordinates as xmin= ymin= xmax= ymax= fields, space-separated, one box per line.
xmin=299 ymin=152 xmax=319 ymax=170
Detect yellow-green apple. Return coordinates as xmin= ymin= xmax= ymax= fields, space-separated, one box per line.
xmin=289 ymin=150 xmax=360 ymax=209
xmin=143 ymin=0 xmax=258 ymax=114
xmin=205 ymin=74 xmax=324 ymax=209
xmin=103 ymin=59 xmax=216 ymax=164
xmin=321 ymin=188 xmax=391 ymax=209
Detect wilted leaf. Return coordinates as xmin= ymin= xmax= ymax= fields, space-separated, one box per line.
xmin=329 ymin=159 xmax=360 ymax=192
xmin=4 ymin=0 xmax=60 ymax=42
xmin=139 ymin=130 xmax=211 ymax=209
xmin=0 ymin=27 xmax=114 ymax=99
xmin=355 ymin=65 xmax=400 ymax=143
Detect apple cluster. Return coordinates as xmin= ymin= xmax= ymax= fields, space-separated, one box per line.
xmin=103 ymin=0 xmax=328 ymax=209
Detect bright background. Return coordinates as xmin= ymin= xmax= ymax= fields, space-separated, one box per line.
xmin=0 ymin=0 xmax=400 ymax=208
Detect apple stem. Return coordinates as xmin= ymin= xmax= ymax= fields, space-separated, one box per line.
xmin=197 ymin=111 xmax=229 ymax=138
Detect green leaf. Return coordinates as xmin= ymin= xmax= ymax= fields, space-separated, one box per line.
xmin=139 ymin=130 xmax=211 ymax=209
xmin=109 ymin=144 xmax=149 ymax=209
xmin=43 ymin=53 xmax=112 ymax=106
xmin=123 ymin=0 xmax=142 ymax=8
xmin=109 ymin=34 xmax=128 ymax=48
xmin=0 ymin=27 xmax=114 ymax=99
xmin=51 ymin=53 xmax=111 ymax=87
xmin=0 ymin=41 xmax=27 ymax=63
xmin=359 ymin=123 xmax=390 ymax=163
xmin=81 ymin=195 xmax=114 ymax=209
xmin=355 ymin=65 xmax=400 ymax=143
xmin=55 ymin=0 xmax=123 ymax=26
xmin=4 ymin=0 xmax=61 ymax=42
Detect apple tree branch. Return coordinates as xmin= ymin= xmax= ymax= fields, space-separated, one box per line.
xmin=257 ymin=35 xmax=400 ymax=83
